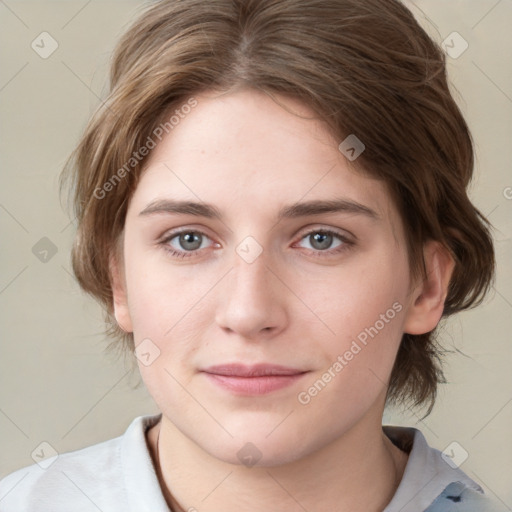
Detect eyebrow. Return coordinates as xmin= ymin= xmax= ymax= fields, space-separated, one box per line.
xmin=139 ymin=198 xmax=380 ymax=221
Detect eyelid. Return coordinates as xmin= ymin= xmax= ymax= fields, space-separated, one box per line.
xmin=294 ymin=224 xmax=355 ymax=243
xmin=159 ymin=225 xmax=215 ymax=242
xmin=159 ymin=227 xmax=219 ymax=249
xmin=159 ymin=224 xmax=353 ymax=243
xmin=159 ymin=224 xmax=355 ymax=259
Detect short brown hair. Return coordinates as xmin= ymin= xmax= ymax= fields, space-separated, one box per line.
xmin=61 ymin=0 xmax=495 ymax=412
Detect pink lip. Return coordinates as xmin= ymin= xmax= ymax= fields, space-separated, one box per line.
xmin=202 ymin=364 xmax=309 ymax=395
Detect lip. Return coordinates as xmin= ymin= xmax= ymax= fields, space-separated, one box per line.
xmin=202 ymin=364 xmax=309 ymax=395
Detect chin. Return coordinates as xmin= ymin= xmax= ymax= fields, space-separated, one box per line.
xmin=207 ymin=439 xmax=309 ymax=468
xmin=196 ymin=420 xmax=320 ymax=468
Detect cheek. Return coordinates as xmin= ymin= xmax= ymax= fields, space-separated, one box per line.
xmin=301 ymin=247 xmax=408 ymax=384
xmin=293 ymin=297 xmax=405 ymax=435
xmin=312 ymin=246 xmax=406 ymax=330
xmin=124 ymin=249 xmax=216 ymax=378
xmin=123 ymin=246 xmax=207 ymax=338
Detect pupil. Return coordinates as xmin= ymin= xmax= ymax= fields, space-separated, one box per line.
xmin=312 ymin=232 xmax=332 ymax=250
xmin=181 ymin=232 xmax=201 ymax=250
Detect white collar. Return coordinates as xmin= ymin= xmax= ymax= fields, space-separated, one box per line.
xmin=382 ymin=425 xmax=483 ymax=511
xmin=120 ymin=414 xmax=483 ymax=512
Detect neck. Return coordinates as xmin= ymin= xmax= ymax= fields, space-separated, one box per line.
xmin=147 ymin=411 xmax=408 ymax=512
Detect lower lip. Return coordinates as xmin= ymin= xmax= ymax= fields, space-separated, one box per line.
xmin=203 ymin=373 xmax=307 ymax=395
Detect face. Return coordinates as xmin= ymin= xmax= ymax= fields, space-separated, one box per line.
xmin=113 ymin=88 xmax=419 ymax=466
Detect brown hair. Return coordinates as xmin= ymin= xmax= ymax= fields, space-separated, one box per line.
xmin=61 ymin=0 xmax=495 ymax=412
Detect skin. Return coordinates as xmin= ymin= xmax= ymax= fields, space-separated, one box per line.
xmin=111 ymin=88 xmax=454 ymax=511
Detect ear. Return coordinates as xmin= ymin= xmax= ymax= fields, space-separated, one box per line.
xmin=109 ymin=251 xmax=133 ymax=333
xmin=403 ymin=240 xmax=455 ymax=335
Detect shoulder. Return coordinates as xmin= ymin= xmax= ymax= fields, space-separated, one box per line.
xmin=383 ymin=426 xmax=501 ymax=512
xmin=0 ymin=433 xmax=124 ymax=511
xmin=0 ymin=414 xmax=162 ymax=512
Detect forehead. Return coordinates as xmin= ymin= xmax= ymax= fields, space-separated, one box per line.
xmin=129 ymin=88 xmax=396 ymax=224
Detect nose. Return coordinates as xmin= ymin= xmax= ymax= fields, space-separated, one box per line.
xmin=215 ymin=245 xmax=288 ymax=340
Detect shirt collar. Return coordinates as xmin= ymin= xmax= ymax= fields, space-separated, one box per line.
xmin=120 ymin=415 xmax=483 ymax=512
xmin=121 ymin=413 xmax=169 ymax=512
xmin=382 ymin=425 xmax=483 ymax=512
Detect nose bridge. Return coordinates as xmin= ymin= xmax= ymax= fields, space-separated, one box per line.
xmin=230 ymin=238 xmax=275 ymax=308
xmin=215 ymin=237 xmax=286 ymax=337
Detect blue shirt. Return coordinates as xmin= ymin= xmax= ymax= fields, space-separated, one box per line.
xmin=0 ymin=414 xmax=500 ymax=511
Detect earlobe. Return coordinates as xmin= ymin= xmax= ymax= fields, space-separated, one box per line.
xmin=109 ymin=253 xmax=133 ymax=333
xmin=403 ymin=241 xmax=455 ymax=335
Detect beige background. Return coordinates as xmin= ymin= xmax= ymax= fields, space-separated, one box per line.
xmin=1 ymin=0 xmax=511 ymax=507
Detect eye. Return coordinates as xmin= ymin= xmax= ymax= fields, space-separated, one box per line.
xmin=160 ymin=229 xmax=216 ymax=258
xmin=159 ymin=227 xmax=353 ymax=260
xmin=295 ymin=228 xmax=353 ymax=256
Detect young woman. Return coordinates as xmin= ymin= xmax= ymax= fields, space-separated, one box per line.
xmin=0 ymin=0 xmax=499 ymax=510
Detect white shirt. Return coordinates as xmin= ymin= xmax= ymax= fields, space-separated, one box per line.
xmin=0 ymin=414 xmax=499 ymax=511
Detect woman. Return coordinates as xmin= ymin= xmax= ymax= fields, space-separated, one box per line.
xmin=0 ymin=0 xmax=499 ymax=510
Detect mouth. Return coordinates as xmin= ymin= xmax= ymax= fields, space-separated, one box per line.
xmin=201 ymin=363 xmax=309 ymax=395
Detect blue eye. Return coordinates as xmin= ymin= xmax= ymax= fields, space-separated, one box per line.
xmin=295 ymin=229 xmax=352 ymax=256
xmin=159 ymin=227 xmax=353 ymax=259
xmin=161 ymin=230 xmax=214 ymax=258
xmin=299 ymin=230 xmax=343 ymax=251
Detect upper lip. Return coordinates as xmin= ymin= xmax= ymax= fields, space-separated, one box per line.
xmin=202 ymin=364 xmax=308 ymax=377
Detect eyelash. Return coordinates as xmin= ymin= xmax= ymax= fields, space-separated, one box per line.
xmin=159 ymin=227 xmax=354 ymax=260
